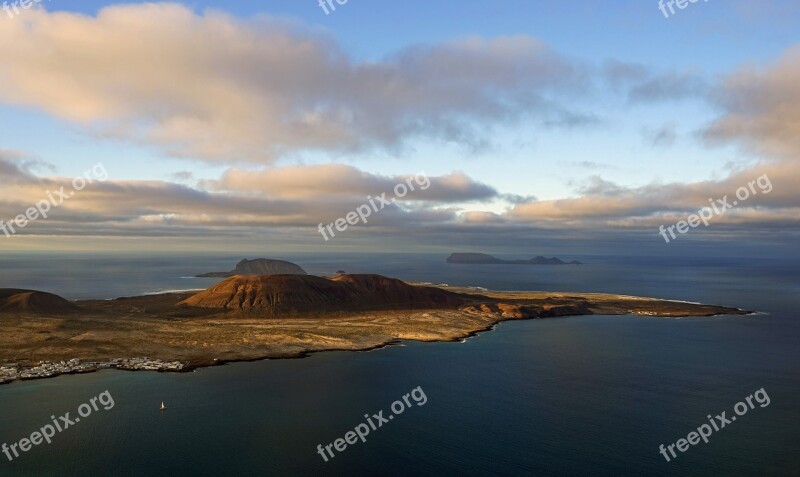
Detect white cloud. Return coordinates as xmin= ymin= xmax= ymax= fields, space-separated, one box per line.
xmin=703 ymin=45 xmax=800 ymax=161
xmin=0 ymin=4 xmax=585 ymax=163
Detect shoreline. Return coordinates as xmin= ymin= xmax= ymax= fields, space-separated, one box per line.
xmin=0 ymin=305 xmax=753 ymax=387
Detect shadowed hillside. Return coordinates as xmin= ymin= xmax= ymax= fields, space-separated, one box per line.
xmin=0 ymin=289 xmax=80 ymax=314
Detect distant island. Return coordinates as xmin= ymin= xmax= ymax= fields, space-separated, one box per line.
xmin=196 ymin=258 xmax=307 ymax=277
xmin=0 ymin=274 xmax=748 ymax=385
xmin=447 ymin=253 xmax=581 ymax=265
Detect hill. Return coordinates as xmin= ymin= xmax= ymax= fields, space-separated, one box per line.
xmin=0 ymin=289 xmax=79 ymax=314
xmin=179 ymin=274 xmax=467 ymax=315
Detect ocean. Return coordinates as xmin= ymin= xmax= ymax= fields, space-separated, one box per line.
xmin=0 ymin=253 xmax=798 ymax=476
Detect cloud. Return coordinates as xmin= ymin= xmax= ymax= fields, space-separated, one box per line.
xmin=510 ymin=43 xmax=800 ymax=232
xmin=600 ymin=60 xmax=710 ymax=103
xmin=643 ymin=123 xmax=678 ymax=148
xmin=214 ymin=164 xmax=497 ymax=202
xmin=0 ymin=4 xmax=587 ymax=163
xmin=731 ymin=0 xmax=800 ymax=27
xmin=501 ymin=193 xmax=538 ymax=204
xmin=627 ymin=71 xmax=710 ymax=103
xmin=0 ymin=163 xmax=499 ymax=238
xmin=1 ymin=155 xmax=798 ymax=247
xmin=171 ymin=171 xmax=194 ymax=182
xmin=508 ymin=160 xmax=800 ymax=227
xmin=1 ymin=8 xmax=799 ymax=249
xmin=602 ymin=60 xmax=649 ymax=84
xmin=0 ymin=149 xmax=51 ymax=181
xmin=2 ymin=154 xmax=797 ymax=241
xmin=702 ymin=45 xmax=800 ymax=161
xmin=462 ymin=211 xmax=506 ymax=224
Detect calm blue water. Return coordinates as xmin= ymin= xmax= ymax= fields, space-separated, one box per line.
xmin=0 ymin=253 xmax=798 ymax=476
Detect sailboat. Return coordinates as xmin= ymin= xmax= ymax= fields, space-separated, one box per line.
xmin=160 ymin=401 xmax=166 ymax=411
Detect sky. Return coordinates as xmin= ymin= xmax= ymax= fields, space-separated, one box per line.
xmin=0 ymin=0 xmax=798 ymax=255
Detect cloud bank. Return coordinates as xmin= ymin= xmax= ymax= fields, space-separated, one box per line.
xmin=0 ymin=4 xmax=799 ymax=250
xmin=0 ymin=3 xmax=586 ymax=163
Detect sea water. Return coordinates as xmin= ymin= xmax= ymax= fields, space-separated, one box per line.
xmin=0 ymin=253 xmax=797 ymax=476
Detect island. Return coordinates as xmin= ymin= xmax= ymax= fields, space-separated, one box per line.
xmin=446 ymin=253 xmax=581 ymax=265
xmin=196 ymin=258 xmax=307 ymax=277
xmin=0 ymin=274 xmax=748 ymax=385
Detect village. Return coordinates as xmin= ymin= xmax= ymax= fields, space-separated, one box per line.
xmin=0 ymin=357 xmax=186 ymax=385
